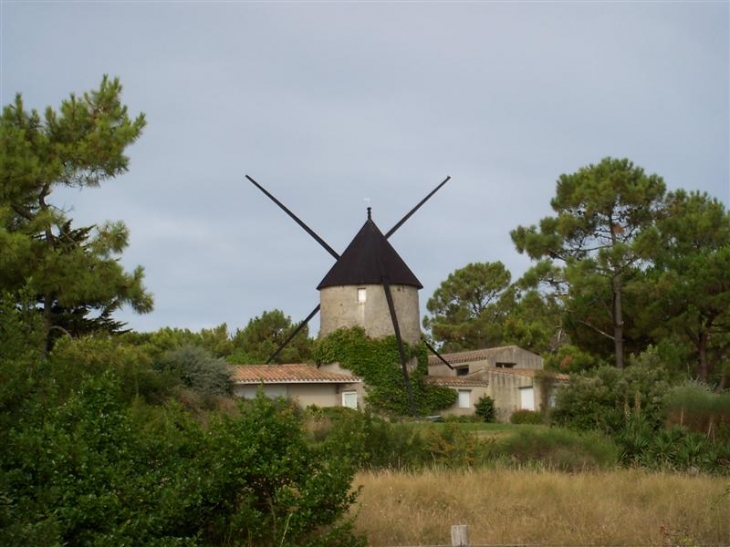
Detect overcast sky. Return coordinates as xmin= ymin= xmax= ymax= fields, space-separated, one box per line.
xmin=2 ymin=1 xmax=728 ymax=336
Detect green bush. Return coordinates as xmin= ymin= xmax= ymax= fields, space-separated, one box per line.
xmin=614 ymin=415 xmax=730 ymax=475
xmin=310 ymin=408 xmax=429 ymax=471
xmin=308 ymin=410 xmax=499 ymax=471
xmin=664 ymin=382 xmax=730 ymax=441
xmin=544 ymin=344 xmax=604 ymax=373
xmin=494 ymin=427 xmax=619 ymax=471
xmin=474 ymin=395 xmax=496 ymax=422
xmin=49 ymin=335 xmax=173 ymax=404
xmin=510 ymin=409 xmax=543 ymax=424
xmin=156 ymin=344 xmax=232 ymax=401
xmin=551 ymin=363 xmax=671 ymax=434
xmin=423 ymin=422 xmax=486 ymax=468
xmin=1 ymin=369 xmax=365 ymax=546
xmin=202 ymin=395 xmax=365 ymax=546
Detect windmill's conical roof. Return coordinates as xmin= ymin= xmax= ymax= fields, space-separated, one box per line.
xmin=317 ymin=212 xmax=423 ymax=290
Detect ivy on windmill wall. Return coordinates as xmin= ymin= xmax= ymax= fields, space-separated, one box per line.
xmin=312 ymin=327 xmax=457 ymax=416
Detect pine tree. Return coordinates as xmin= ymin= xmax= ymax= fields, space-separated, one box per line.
xmin=0 ymin=76 xmax=152 ymax=352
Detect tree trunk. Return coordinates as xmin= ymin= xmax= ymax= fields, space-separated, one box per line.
xmin=42 ymin=294 xmax=53 ymax=359
xmin=697 ymin=327 xmax=709 ymax=382
xmin=612 ymin=273 xmax=625 ymax=369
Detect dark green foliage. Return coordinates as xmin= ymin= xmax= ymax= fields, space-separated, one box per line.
xmin=474 ymin=395 xmax=496 ymax=423
xmin=512 ymin=157 xmax=667 ymax=369
xmin=201 ymin=395 xmax=364 ymax=547
xmin=509 ymin=409 xmax=543 ymax=425
xmin=308 ymin=409 xmax=486 ymax=470
xmin=644 ymin=190 xmax=730 ymax=383
xmin=423 ymin=261 xmax=513 ymax=351
xmin=544 ymin=344 xmax=605 ymax=373
xmin=552 ymin=363 xmax=671 ymax=434
xmin=1 ymin=77 xmax=153 ymax=350
xmin=0 ymin=292 xmax=44 ymax=363
xmin=1 ymin=372 xmax=202 ymax=546
xmin=308 ymin=408 xmax=429 ymax=471
xmin=48 ymin=334 xmax=173 ymax=404
xmin=127 ymin=324 xmax=235 ymax=361
xmin=230 ymin=309 xmax=312 ymax=364
xmin=127 ymin=313 xmax=315 ymax=366
xmin=0 ymin=369 xmax=364 ymax=546
xmin=614 ymin=415 xmax=729 ymax=474
xmin=313 ymin=327 xmax=456 ymax=416
xmin=551 ymin=364 xmax=730 ymax=474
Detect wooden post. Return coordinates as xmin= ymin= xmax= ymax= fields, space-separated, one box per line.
xmin=451 ymin=524 xmax=469 ymax=546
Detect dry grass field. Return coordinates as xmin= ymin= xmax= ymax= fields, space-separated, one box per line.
xmin=352 ymin=468 xmax=730 ymax=546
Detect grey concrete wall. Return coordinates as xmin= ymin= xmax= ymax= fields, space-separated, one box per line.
xmin=428 ymin=362 xmax=457 ymax=377
xmin=484 ymin=347 xmax=543 ymax=369
xmin=234 ymin=383 xmax=361 ymax=409
xmin=439 ymin=385 xmax=490 ymax=417
xmin=487 ymin=371 xmax=534 ymax=422
xmin=319 ymin=284 xmax=421 ymax=344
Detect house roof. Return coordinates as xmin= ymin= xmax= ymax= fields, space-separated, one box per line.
xmin=229 ymin=364 xmax=362 ymax=385
xmin=317 ymin=212 xmax=422 ymax=290
xmin=423 ymin=376 xmax=490 ymax=388
xmin=427 ymin=345 xmax=532 ymax=366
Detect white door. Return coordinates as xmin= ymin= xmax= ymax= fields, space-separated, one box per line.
xmin=342 ymin=391 xmax=358 ymax=409
xmin=458 ymin=390 xmax=471 ymax=409
xmin=520 ymin=387 xmax=535 ymax=411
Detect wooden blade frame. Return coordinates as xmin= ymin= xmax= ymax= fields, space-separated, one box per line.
xmin=266 ymin=304 xmax=320 ymax=364
xmin=385 ymin=176 xmax=450 ymax=239
xmin=422 ymin=339 xmax=454 ymax=370
xmin=246 ymin=175 xmax=340 ymax=260
xmin=382 ymin=275 xmax=417 ymax=416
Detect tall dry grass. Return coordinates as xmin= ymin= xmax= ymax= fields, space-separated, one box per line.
xmin=352 ymin=467 xmax=730 ymax=546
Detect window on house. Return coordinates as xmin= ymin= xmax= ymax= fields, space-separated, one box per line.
xmin=496 ymin=362 xmax=516 ymax=369
xmin=458 ymin=390 xmax=471 ymax=409
xmin=456 ymin=366 xmax=469 ymax=376
xmin=357 ymin=288 xmax=366 ymax=303
xmin=342 ymin=391 xmax=358 ymax=409
xmin=520 ymin=386 xmax=535 ymax=411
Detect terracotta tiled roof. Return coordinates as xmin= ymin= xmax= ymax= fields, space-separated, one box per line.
xmin=229 ymin=364 xmax=362 ymax=384
xmin=423 ymin=376 xmax=490 ymax=388
xmin=427 ymin=345 xmax=525 ymax=366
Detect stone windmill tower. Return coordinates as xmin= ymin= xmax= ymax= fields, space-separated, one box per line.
xmin=246 ymin=174 xmax=451 ymax=411
xmin=317 ymin=207 xmax=422 ymax=345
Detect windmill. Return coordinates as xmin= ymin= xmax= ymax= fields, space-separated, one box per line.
xmin=246 ymin=174 xmax=453 ymax=414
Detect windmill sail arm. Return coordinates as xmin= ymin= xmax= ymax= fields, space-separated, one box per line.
xmin=382 ymin=275 xmax=417 ymax=416
xmin=246 ymin=175 xmax=341 ymax=260
xmin=422 ymin=339 xmax=454 ymax=370
xmin=385 ymin=176 xmax=451 ymax=239
xmin=266 ymin=304 xmax=321 ymax=364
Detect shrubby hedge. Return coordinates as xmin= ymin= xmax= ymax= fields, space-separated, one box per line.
xmin=305 ymin=408 xmax=620 ymax=472
xmin=551 ymin=363 xmax=730 ymax=474
xmin=0 ymin=360 xmax=364 ymax=546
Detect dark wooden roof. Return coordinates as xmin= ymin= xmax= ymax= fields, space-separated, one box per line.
xmin=317 ymin=213 xmax=423 ymax=290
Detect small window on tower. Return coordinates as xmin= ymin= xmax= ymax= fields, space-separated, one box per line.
xmin=357 ymin=288 xmax=366 ymax=303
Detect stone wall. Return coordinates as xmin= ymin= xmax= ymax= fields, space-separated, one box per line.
xmin=319 ymin=284 xmax=421 ymax=344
